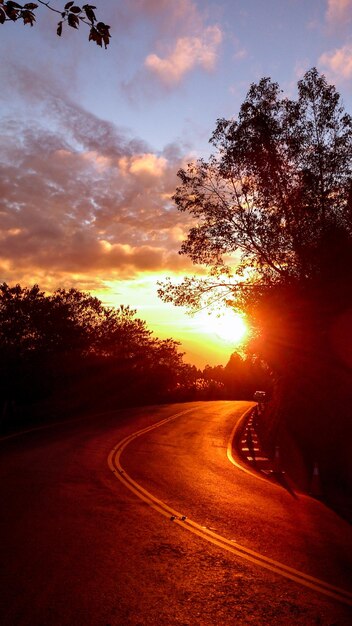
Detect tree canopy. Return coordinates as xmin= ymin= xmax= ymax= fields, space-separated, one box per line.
xmin=158 ymin=68 xmax=352 ymax=486
xmin=0 ymin=1 xmax=111 ymax=48
xmin=0 ymin=284 xmax=199 ymax=428
xmin=158 ymin=68 xmax=352 ymax=312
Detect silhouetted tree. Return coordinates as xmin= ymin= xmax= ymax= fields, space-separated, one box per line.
xmin=203 ymin=363 xmax=224 ymax=384
xmin=158 ymin=68 xmax=352 ymax=487
xmin=159 ymin=69 xmax=352 ymax=310
xmin=0 ymin=1 xmax=111 ymax=48
xmin=0 ymin=283 xmax=195 ymax=429
xmin=201 ymin=352 xmax=271 ymax=400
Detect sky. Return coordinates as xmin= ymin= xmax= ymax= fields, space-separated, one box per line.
xmin=0 ymin=0 xmax=352 ymax=367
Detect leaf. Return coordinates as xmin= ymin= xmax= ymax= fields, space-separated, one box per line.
xmin=67 ymin=12 xmax=79 ymax=28
xmin=69 ymin=5 xmax=81 ymax=13
xmin=64 ymin=1 xmax=74 ymax=8
xmin=83 ymin=4 xmax=95 ymax=23
xmin=24 ymin=2 xmax=37 ymax=8
xmin=6 ymin=1 xmax=23 ymax=7
xmin=0 ymin=7 xmax=5 ymax=22
xmin=97 ymin=22 xmax=110 ymax=34
xmin=22 ymin=8 xmax=35 ymax=25
xmin=57 ymin=20 xmax=62 ymax=36
xmin=4 ymin=5 xmax=19 ymax=20
xmin=96 ymin=21 xmax=110 ymax=48
xmin=102 ymin=33 xmax=110 ymax=48
xmin=89 ymin=25 xmax=102 ymax=47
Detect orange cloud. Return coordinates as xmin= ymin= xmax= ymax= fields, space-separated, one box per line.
xmin=145 ymin=26 xmax=222 ymax=84
xmin=119 ymin=153 xmax=168 ymax=179
xmin=0 ymin=63 xmax=201 ymax=296
xmin=121 ymin=0 xmax=222 ymax=95
xmin=0 ymin=107 xmax=195 ymax=291
xmin=320 ymin=43 xmax=352 ymax=79
xmin=81 ymin=151 xmax=113 ymax=172
xmin=326 ymin=0 xmax=352 ymax=22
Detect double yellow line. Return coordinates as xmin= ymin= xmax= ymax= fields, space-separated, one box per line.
xmin=107 ymin=408 xmax=352 ymax=607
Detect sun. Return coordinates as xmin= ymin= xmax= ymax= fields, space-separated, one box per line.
xmin=197 ymin=309 xmax=248 ymax=345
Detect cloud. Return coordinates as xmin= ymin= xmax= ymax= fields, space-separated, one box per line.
xmin=121 ymin=0 xmax=222 ymax=94
xmin=132 ymin=0 xmax=203 ymax=35
xmin=0 ymin=72 xmax=195 ymax=291
xmin=319 ymin=43 xmax=352 ymax=80
xmin=119 ymin=153 xmax=168 ymax=181
xmin=144 ymin=26 xmax=222 ymax=85
xmin=326 ymin=0 xmax=352 ymax=23
xmin=1 ymin=62 xmax=150 ymax=161
xmin=233 ymin=48 xmax=247 ymax=61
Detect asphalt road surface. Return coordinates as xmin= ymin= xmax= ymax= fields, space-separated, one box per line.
xmin=1 ymin=400 xmax=351 ymax=625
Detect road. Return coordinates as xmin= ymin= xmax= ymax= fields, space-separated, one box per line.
xmin=0 ymin=401 xmax=351 ymax=625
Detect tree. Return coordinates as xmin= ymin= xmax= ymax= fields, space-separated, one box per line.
xmin=158 ymin=68 xmax=352 ymax=487
xmin=201 ymin=352 xmax=271 ymax=400
xmin=158 ymin=68 xmax=352 ymax=311
xmin=0 ymin=283 xmax=197 ymax=429
xmin=0 ymin=1 xmax=111 ymax=48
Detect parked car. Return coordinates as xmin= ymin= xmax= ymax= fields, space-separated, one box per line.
xmin=253 ymin=390 xmax=266 ymax=402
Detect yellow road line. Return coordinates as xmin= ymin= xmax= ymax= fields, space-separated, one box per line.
xmin=107 ymin=407 xmax=352 ymax=607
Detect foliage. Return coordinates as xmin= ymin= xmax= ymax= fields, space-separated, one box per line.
xmin=201 ymin=352 xmax=271 ymax=400
xmin=159 ymin=68 xmax=352 ymax=485
xmin=159 ymin=68 xmax=352 ymax=312
xmin=0 ymin=1 xmax=111 ymax=48
xmin=0 ymin=284 xmax=195 ymax=428
xmin=0 ymin=283 xmax=274 ymax=432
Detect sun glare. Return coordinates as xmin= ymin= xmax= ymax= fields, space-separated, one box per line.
xmin=197 ymin=310 xmax=248 ymax=345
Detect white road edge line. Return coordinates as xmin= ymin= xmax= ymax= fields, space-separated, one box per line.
xmin=226 ymin=406 xmax=272 ymax=485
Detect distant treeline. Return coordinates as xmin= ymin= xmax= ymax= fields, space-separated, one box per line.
xmin=0 ymin=283 xmax=270 ymax=433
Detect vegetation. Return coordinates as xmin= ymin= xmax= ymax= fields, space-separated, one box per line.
xmin=0 ymin=1 xmax=111 ymax=48
xmin=0 ymin=283 xmax=271 ymax=433
xmin=200 ymin=353 xmax=271 ymax=400
xmin=0 ymin=283 xmax=195 ymax=431
xmin=159 ymin=68 xmax=352 ymax=490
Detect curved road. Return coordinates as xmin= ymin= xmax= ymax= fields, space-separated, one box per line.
xmin=1 ymin=401 xmax=351 ymax=625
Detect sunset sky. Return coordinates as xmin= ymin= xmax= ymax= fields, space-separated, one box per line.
xmin=1 ymin=0 xmax=351 ymax=367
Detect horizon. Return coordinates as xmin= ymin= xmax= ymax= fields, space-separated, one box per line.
xmin=1 ymin=0 xmax=351 ymax=365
